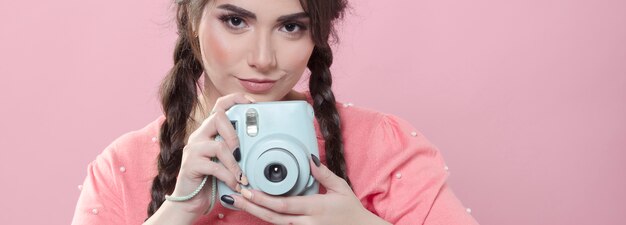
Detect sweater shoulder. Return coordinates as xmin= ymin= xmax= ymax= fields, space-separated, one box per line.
xmin=336 ymin=101 xmax=388 ymax=135
xmin=99 ymin=115 xmax=165 ymax=173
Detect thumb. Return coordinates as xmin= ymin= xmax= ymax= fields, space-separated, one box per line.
xmin=309 ymin=154 xmax=350 ymax=193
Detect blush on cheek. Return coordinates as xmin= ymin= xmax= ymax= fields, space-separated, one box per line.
xmin=204 ymin=27 xmax=233 ymax=66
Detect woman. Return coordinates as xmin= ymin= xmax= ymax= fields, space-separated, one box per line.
xmin=72 ymin=0 xmax=479 ymax=224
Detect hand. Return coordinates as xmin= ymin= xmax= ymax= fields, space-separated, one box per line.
xmin=169 ymin=93 xmax=255 ymax=216
xmin=228 ymin=156 xmax=391 ymax=225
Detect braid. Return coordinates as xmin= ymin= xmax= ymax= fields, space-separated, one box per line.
xmin=146 ymin=5 xmax=204 ymax=218
xmin=302 ymin=0 xmax=351 ymax=187
xmin=308 ymin=45 xmax=352 ymax=187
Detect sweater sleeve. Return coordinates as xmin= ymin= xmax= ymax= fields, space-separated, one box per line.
xmin=71 ymin=142 xmax=127 ymax=225
xmin=365 ymin=114 xmax=479 ymax=225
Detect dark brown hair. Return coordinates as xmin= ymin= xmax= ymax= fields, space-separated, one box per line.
xmin=147 ymin=0 xmax=349 ymax=218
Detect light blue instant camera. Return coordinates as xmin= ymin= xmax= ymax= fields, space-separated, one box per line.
xmin=217 ymin=101 xmax=320 ymax=209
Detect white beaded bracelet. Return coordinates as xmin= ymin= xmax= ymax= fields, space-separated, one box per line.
xmin=165 ymin=175 xmax=208 ymax=202
xmin=164 ymin=159 xmax=219 ymax=213
xmin=164 ymin=175 xmax=218 ymax=213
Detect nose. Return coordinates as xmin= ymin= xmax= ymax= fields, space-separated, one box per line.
xmin=247 ymin=32 xmax=277 ymax=73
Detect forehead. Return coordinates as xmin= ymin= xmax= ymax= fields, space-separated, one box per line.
xmin=206 ymin=0 xmax=306 ymax=16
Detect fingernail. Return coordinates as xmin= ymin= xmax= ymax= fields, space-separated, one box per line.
xmin=221 ymin=195 xmax=235 ymax=205
xmin=241 ymin=188 xmax=253 ymax=199
xmin=311 ymin=154 xmax=321 ymax=167
xmin=244 ymin=95 xmax=256 ymax=103
xmin=240 ymin=173 xmax=249 ymax=185
xmin=233 ymin=147 xmax=241 ymax=162
xmin=235 ymin=184 xmax=242 ymax=193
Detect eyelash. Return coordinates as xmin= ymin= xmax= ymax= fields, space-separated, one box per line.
xmin=218 ymin=14 xmax=308 ymax=36
xmin=218 ymin=14 xmax=248 ymax=30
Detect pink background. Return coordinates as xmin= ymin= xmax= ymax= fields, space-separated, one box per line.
xmin=1 ymin=0 xmax=625 ymax=224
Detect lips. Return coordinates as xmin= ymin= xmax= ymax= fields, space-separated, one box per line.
xmin=238 ymin=78 xmax=276 ymax=93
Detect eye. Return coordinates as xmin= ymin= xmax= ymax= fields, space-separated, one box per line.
xmin=280 ymin=23 xmax=305 ymax=33
xmin=220 ymin=15 xmax=248 ymax=30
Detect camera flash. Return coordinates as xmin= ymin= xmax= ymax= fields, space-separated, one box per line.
xmin=246 ymin=108 xmax=258 ymax=137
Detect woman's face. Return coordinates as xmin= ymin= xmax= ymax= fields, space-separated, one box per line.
xmin=197 ymin=0 xmax=314 ymax=102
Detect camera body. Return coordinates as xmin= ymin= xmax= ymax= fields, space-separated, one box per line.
xmin=217 ymin=100 xmax=320 ymax=209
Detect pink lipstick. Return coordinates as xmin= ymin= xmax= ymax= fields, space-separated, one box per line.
xmin=239 ymin=78 xmax=276 ymax=93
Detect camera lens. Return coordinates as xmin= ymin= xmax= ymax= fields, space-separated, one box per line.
xmin=264 ymin=163 xmax=288 ymax=183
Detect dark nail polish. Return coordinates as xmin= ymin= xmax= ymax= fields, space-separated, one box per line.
xmin=233 ymin=147 xmax=241 ymax=162
xmin=311 ymin=154 xmax=321 ymax=167
xmin=221 ymin=195 xmax=235 ymax=205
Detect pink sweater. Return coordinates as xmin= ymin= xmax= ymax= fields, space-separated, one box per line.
xmin=72 ymin=93 xmax=479 ymax=225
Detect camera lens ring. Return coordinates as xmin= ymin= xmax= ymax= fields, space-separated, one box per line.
xmin=250 ymin=147 xmax=300 ymax=195
xmin=246 ymin=135 xmax=313 ymax=196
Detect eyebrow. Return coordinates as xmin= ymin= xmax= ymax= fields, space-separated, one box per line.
xmin=277 ymin=12 xmax=309 ymax=23
xmin=217 ymin=4 xmax=256 ymax=19
xmin=217 ymin=4 xmax=309 ymax=22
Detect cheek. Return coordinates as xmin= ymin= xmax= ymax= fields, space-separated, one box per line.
xmin=202 ymin=25 xmax=239 ymax=69
xmin=278 ymin=41 xmax=314 ymax=73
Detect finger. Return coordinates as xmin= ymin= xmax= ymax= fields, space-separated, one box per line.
xmin=187 ymin=109 xmax=238 ymax=148
xmin=309 ymin=155 xmax=350 ymax=193
xmin=193 ymin=140 xmax=243 ymax=183
xmin=188 ymin=93 xmax=255 ymax=143
xmin=182 ymin=141 xmax=241 ymax=191
xmin=213 ymin=92 xmax=256 ymax=112
xmin=229 ymin=195 xmax=306 ymax=225
xmin=211 ymin=139 xmax=246 ymax=184
xmin=239 ymin=188 xmax=317 ymax=215
xmin=212 ymin=111 xmax=240 ymax=150
xmin=187 ymin=109 xmax=231 ymax=144
xmin=189 ymin=112 xmax=247 ymax=185
xmin=191 ymin=160 xmax=240 ymax=192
